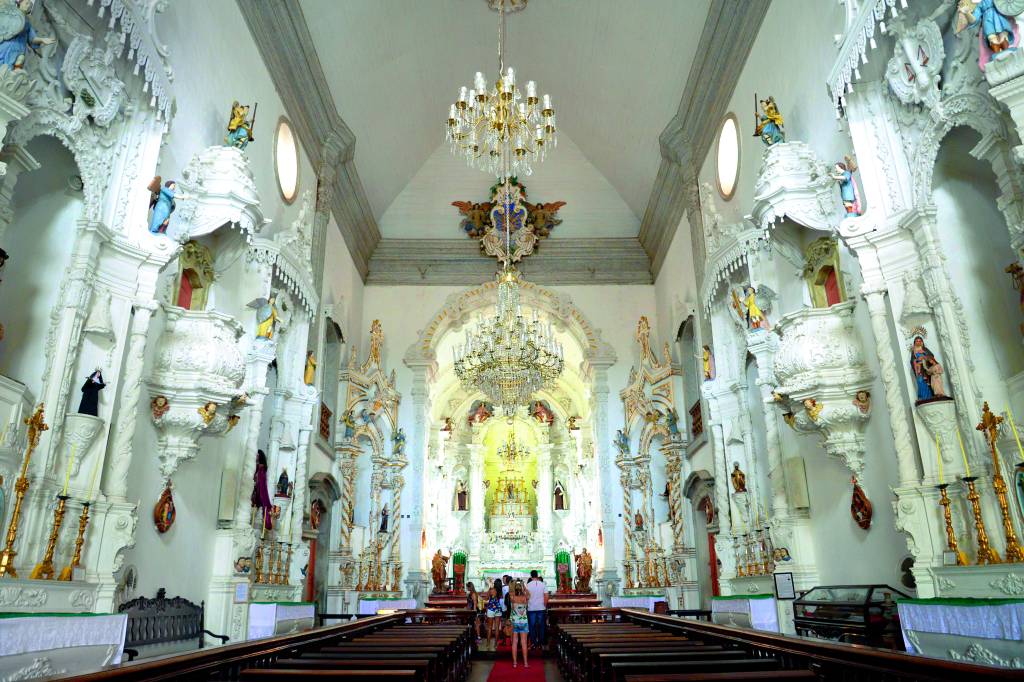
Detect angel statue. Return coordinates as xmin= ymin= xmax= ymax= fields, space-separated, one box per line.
xmin=392 ymin=427 xmax=406 ymax=456
xmin=732 ymin=286 xmax=771 ymax=331
xmin=614 ymin=429 xmax=630 ymax=457
xmin=753 ymin=95 xmax=785 ymax=146
xmin=147 ymin=177 xmax=184 ymax=235
xmin=451 ymin=201 xmax=493 ymax=238
xmin=524 ymin=200 xmax=567 ymax=237
xmin=0 ymin=0 xmax=55 ymax=71
xmin=248 ymin=293 xmax=279 ymax=340
xmin=225 ymin=101 xmax=256 ymax=150
xmin=956 ymin=0 xmax=1020 ymax=71
xmin=831 ymin=156 xmax=863 ymax=217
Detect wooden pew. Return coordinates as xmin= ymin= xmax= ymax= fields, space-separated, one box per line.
xmin=623 ymin=673 xmax=819 ymax=682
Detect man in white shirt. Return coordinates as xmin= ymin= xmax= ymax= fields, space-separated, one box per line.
xmin=525 ymin=570 xmax=549 ymax=650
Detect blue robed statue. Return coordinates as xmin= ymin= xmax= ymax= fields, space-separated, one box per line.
xmin=0 ymin=0 xmax=55 ymax=71
xmin=147 ymin=176 xmax=180 ymax=235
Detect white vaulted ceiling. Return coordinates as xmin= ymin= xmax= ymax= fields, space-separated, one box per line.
xmin=301 ymin=0 xmax=711 ymax=236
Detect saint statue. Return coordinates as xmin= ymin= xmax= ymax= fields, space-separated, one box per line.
xmin=956 ymin=0 xmax=1019 ymax=70
xmin=531 ymin=400 xmax=554 ymax=425
xmin=304 ymin=351 xmax=316 ymax=386
xmin=378 ymin=504 xmax=389 ymax=533
xmin=0 ymin=0 xmax=55 ymax=71
xmin=225 ymin=101 xmax=256 ymax=149
xmin=78 ymin=369 xmax=105 ymax=416
xmin=733 ymin=286 xmax=770 ymax=330
xmin=251 ymin=450 xmax=273 ymax=530
xmin=468 ymin=401 xmax=492 ymax=425
xmin=574 ymin=548 xmax=593 ymax=593
xmin=567 ymin=415 xmax=580 ymax=431
xmin=430 ymin=549 xmax=450 ymax=594
xmin=753 ymin=96 xmax=785 ymax=146
xmin=614 ymin=429 xmax=629 ymax=456
xmin=276 ymin=469 xmax=290 ymax=497
xmin=703 ymin=345 xmax=715 ymax=381
xmin=147 ymin=177 xmax=182 ymax=235
xmin=910 ymin=336 xmax=948 ymax=403
xmin=340 ymin=409 xmax=356 ymax=440
xmin=455 ymin=480 xmax=468 ymax=511
xmin=248 ymin=294 xmax=279 ymax=340
xmin=310 ymin=499 xmax=323 ymax=530
xmin=553 ymin=482 xmax=566 ymax=511
xmin=392 ymin=427 xmax=406 ymax=456
xmin=731 ymin=462 xmax=747 ymax=493
xmin=634 ymin=511 xmax=644 ymax=531
xmin=665 ymin=409 xmax=681 ymax=438
xmin=831 ymin=156 xmax=862 ymax=217
xmin=441 ymin=417 xmax=454 ymax=433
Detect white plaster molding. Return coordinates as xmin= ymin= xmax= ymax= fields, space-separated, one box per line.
xmin=169 ymin=146 xmax=267 ymax=242
xmin=827 ymin=0 xmax=902 ymax=114
xmin=750 ymin=142 xmax=839 ymax=233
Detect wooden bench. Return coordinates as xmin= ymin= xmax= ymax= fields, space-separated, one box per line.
xmin=118 ymin=588 xmax=229 ymax=661
xmin=622 ymin=673 xmax=819 ymax=682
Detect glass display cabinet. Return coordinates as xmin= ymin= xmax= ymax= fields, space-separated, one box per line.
xmin=793 ymin=584 xmax=910 ymax=649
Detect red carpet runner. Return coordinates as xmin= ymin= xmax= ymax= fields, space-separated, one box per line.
xmin=485 ymin=641 xmax=547 ymax=681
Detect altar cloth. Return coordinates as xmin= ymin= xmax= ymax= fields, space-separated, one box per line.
xmin=358 ymin=597 xmax=417 ymax=615
xmin=612 ymin=596 xmax=666 ymax=612
xmin=0 ymin=612 xmax=127 ymax=679
xmin=247 ymin=601 xmax=316 ymax=640
xmin=711 ymin=594 xmax=779 ymax=632
xmin=897 ymin=597 xmax=1024 ymax=656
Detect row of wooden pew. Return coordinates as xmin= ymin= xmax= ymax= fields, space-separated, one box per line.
xmin=555 ymin=620 xmax=816 ymax=682
xmin=235 ymin=621 xmax=473 ymax=681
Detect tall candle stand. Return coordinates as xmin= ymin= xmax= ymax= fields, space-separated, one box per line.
xmin=59 ymin=502 xmax=91 ymax=581
xmin=758 ymin=528 xmax=771 ymax=575
xmin=0 ymin=404 xmax=48 ymax=578
xmin=623 ymin=560 xmax=634 ymax=589
xmin=977 ymin=404 xmax=1024 ymax=562
xmin=274 ymin=542 xmax=285 ymax=584
xmin=660 ymin=557 xmax=671 ymax=587
xmin=253 ymin=541 xmax=265 ymax=584
xmin=356 ymin=560 xmax=366 ymax=591
xmin=30 ymin=495 xmax=69 ymax=580
xmin=963 ymin=477 xmax=1002 ymax=564
xmin=284 ymin=542 xmax=294 ymax=584
xmin=735 ymin=536 xmax=747 ymax=577
xmin=392 ymin=562 xmax=402 ymax=593
xmin=935 ymin=484 xmax=968 ymax=566
xmin=744 ymin=535 xmax=757 ymax=576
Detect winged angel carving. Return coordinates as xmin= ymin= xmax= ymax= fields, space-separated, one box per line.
xmin=452 ymin=178 xmax=565 ymax=263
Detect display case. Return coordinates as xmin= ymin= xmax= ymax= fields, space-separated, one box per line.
xmin=793 ymin=584 xmax=909 ymax=649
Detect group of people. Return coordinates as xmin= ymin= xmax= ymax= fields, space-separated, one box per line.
xmin=465 ymin=571 xmax=549 ymax=668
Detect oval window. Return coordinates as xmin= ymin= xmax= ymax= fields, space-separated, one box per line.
xmin=274 ymin=117 xmax=299 ymax=204
xmin=716 ymin=114 xmax=739 ymax=201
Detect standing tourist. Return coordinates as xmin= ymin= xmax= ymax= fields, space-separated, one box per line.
xmin=509 ymin=580 xmax=530 ymax=668
xmin=526 ymin=570 xmax=549 ymax=650
xmin=484 ymin=580 xmax=503 ymax=651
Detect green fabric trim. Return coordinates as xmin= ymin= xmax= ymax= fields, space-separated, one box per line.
xmin=250 ymin=601 xmax=316 ymax=606
xmin=0 ymin=612 xmax=115 ymax=618
xmin=896 ymin=597 xmax=1024 ymax=607
xmin=711 ymin=594 xmax=774 ymax=601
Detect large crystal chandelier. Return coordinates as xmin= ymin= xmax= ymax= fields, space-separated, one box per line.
xmin=445 ymin=0 xmax=556 ymax=178
xmin=453 ymin=266 xmax=563 ymax=411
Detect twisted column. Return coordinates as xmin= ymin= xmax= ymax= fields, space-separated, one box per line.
xmin=863 ymin=290 xmax=918 ymax=486
xmin=103 ymin=302 xmax=157 ymax=499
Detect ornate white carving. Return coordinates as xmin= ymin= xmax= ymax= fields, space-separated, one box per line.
xmin=914 ymin=400 xmax=968 ymax=481
xmin=59 ymin=413 xmax=104 ymax=479
xmin=83 ymin=288 xmax=116 ymax=342
xmin=146 ymin=306 xmax=247 ymax=479
xmin=773 ymin=301 xmax=874 ymax=477
xmin=0 ymin=588 xmax=47 ymax=607
xmin=990 ymin=572 xmax=1024 ymax=596
xmin=751 ymin=142 xmax=838 ymax=233
xmin=828 ymin=0 xmax=903 ymax=113
xmin=246 ymin=190 xmax=318 ymax=315
xmin=68 ymin=589 xmax=95 ymax=609
xmin=169 ymin=146 xmax=267 ymax=242
xmin=7 ymin=658 xmax=67 ymax=681
xmin=886 ymin=17 xmax=944 ymax=109
xmin=948 ymin=643 xmax=1023 ymax=668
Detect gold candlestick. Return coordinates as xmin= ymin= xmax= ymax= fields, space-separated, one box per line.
xmin=736 ymin=535 xmax=746 ymax=577
xmin=935 ymin=485 xmax=967 ymax=566
xmin=963 ymin=477 xmax=1002 ymax=564
xmin=0 ymin=404 xmax=49 ymax=578
xmin=356 ymin=560 xmax=366 ymax=591
xmin=58 ymin=502 xmax=91 ymax=581
xmin=267 ymin=541 xmax=278 ymax=583
xmin=976 ymin=404 xmax=1024 ymax=562
xmin=31 ymin=495 xmax=68 ymax=580
xmin=284 ymin=543 xmax=293 ymax=585
xmin=274 ymin=542 xmax=285 ymax=584
xmin=661 ymin=557 xmax=671 ymax=587
xmin=254 ymin=541 xmax=265 ymax=584
xmin=623 ymin=560 xmax=634 ymax=589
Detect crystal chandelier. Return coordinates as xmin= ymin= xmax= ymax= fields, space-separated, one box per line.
xmin=445 ymin=0 xmax=556 ymax=179
xmin=453 ymin=266 xmax=563 ymax=411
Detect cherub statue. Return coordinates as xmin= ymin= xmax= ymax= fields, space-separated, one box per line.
xmin=225 ymin=101 xmax=256 ymax=149
xmin=524 ymin=200 xmax=567 ymax=237
xmin=147 ymin=177 xmax=183 ymax=235
xmin=753 ymin=95 xmax=785 ymax=146
xmin=831 ymin=156 xmax=862 ymax=217
xmin=248 ymin=293 xmax=279 ymax=340
xmin=0 ymin=0 xmax=55 ymax=71
xmin=197 ymin=401 xmax=217 ymax=425
xmin=852 ymin=391 xmax=871 ymax=415
xmin=703 ymin=345 xmax=715 ymax=381
xmin=451 ymin=201 xmax=494 ymax=238
xmin=304 ymin=351 xmax=316 ymax=386
xmin=150 ymin=395 xmax=170 ymax=420
xmin=567 ymin=415 xmax=580 ymax=431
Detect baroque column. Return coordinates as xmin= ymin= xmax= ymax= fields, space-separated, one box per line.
xmin=103 ymin=301 xmax=158 ymax=500
xmin=863 ymin=289 xmax=918 ymax=486
xmin=233 ymin=341 xmax=277 ymax=527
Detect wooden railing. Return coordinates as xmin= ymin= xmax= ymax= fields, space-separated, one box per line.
xmin=618 ymin=609 xmax=1020 ymax=681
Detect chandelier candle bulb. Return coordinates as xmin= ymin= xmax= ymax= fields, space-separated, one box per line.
xmin=957 ymin=429 xmax=972 ymax=477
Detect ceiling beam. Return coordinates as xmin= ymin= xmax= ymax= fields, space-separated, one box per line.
xmin=639 ymin=0 xmax=771 ymax=278
xmin=238 ymin=0 xmax=379 ymax=280
xmin=366 ymin=238 xmax=653 ymax=286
